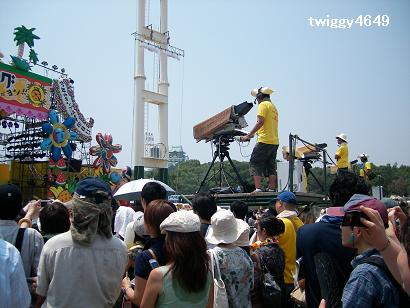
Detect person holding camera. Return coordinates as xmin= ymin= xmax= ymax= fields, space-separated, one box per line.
xmin=341 ymin=194 xmax=399 ymax=307
xmin=0 ymin=184 xmax=44 ymax=303
xmin=240 ymin=86 xmax=279 ymax=192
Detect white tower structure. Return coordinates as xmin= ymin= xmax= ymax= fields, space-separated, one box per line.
xmin=132 ymin=0 xmax=184 ymax=182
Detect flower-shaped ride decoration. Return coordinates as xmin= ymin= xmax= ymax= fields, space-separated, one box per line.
xmin=89 ymin=133 xmax=122 ymax=174
xmin=40 ymin=110 xmax=78 ymax=161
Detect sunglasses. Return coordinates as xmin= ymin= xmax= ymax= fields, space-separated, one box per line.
xmin=341 ymin=211 xmax=369 ymax=227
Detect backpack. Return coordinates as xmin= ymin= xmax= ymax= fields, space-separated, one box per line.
xmin=358 ymin=256 xmax=410 ymax=307
xmin=14 ymin=228 xmax=26 ymax=253
xmin=257 ymin=252 xmax=283 ymax=307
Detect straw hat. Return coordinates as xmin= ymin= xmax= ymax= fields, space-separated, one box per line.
xmin=251 ymin=87 xmax=274 ymax=97
xmin=206 ymin=209 xmax=248 ymax=245
xmin=336 ymin=133 xmax=348 ymax=142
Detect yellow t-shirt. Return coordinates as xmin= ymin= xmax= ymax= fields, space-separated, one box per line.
xmin=335 ymin=142 xmax=349 ymax=168
xmin=256 ymin=100 xmax=279 ymax=145
xmin=277 ymin=216 xmax=304 ymax=284
xmin=359 ymin=161 xmax=372 ymax=177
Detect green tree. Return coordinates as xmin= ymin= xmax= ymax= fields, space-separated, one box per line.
xmin=166 ymin=160 xmax=410 ymax=197
xmin=168 ymin=159 xmax=253 ymax=194
xmin=307 ymin=167 xmax=336 ymax=195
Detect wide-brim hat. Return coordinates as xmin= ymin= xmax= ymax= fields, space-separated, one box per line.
xmin=251 ymin=87 xmax=274 ymax=97
xmin=206 ymin=209 xmax=248 ymax=245
xmin=234 ymin=220 xmax=251 ymax=246
xmin=336 ymin=133 xmax=347 ymax=142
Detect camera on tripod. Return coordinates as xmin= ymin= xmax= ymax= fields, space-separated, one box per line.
xmin=193 ymin=102 xmax=254 ymax=193
xmin=193 ymin=101 xmax=253 ymax=143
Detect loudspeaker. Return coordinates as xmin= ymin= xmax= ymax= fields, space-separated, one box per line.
xmin=66 ymin=158 xmax=82 ymax=173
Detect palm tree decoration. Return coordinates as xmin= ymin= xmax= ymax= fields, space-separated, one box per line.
xmin=11 ymin=25 xmax=40 ymax=71
xmin=13 ymin=25 xmax=40 ymax=59
xmin=28 ymin=49 xmax=39 ymax=65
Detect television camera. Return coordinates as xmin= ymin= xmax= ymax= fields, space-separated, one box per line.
xmin=193 ymin=102 xmax=254 ymax=193
xmin=193 ymin=101 xmax=253 ymax=143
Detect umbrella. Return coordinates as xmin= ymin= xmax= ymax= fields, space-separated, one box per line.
xmin=113 ymin=179 xmax=175 ymax=201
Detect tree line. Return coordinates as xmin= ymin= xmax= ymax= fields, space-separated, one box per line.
xmin=146 ymin=160 xmax=410 ymax=197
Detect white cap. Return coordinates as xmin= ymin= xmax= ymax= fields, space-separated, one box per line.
xmin=160 ymin=210 xmax=200 ymax=233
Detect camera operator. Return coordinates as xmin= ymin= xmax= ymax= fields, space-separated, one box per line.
xmin=240 ymin=86 xmax=279 ymax=192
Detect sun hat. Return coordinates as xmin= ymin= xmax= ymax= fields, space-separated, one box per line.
xmin=272 ymin=191 xmax=297 ymax=205
xmin=206 ymin=209 xmax=248 ymax=245
xmin=251 ymin=87 xmax=274 ymax=97
xmin=233 ymin=219 xmax=251 ymax=246
xmin=160 ymin=210 xmax=200 ymax=234
xmin=336 ymin=133 xmax=348 ymax=143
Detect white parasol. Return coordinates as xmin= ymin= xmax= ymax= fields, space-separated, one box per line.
xmin=113 ymin=178 xmax=175 ymax=201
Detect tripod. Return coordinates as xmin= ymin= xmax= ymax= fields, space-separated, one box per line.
xmin=301 ymin=159 xmax=325 ymax=192
xmin=197 ymin=135 xmax=249 ymax=193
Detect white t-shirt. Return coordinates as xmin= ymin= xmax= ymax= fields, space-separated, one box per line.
xmin=0 ymin=239 xmax=31 ymax=308
xmin=36 ymin=231 xmax=127 ymax=308
xmin=114 ymin=206 xmax=137 ymax=239
xmin=0 ymin=220 xmax=44 ymax=277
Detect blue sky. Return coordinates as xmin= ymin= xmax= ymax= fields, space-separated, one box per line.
xmin=1 ymin=0 xmax=409 ymax=168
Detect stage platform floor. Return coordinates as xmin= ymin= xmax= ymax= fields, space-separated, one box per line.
xmin=185 ymin=191 xmax=328 ymax=209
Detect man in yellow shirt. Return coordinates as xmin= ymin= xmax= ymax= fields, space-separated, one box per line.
xmin=241 ymin=87 xmax=279 ymax=192
xmin=335 ymin=133 xmax=349 ymax=175
xmin=358 ymin=154 xmax=372 ymax=180
xmin=274 ymin=191 xmax=304 ymax=307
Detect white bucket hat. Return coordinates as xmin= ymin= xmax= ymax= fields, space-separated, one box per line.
xmin=160 ymin=210 xmax=200 ymax=234
xmin=251 ymin=86 xmax=274 ymax=97
xmin=206 ymin=209 xmax=248 ymax=245
xmin=336 ymin=133 xmax=347 ymax=142
xmin=233 ymin=220 xmax=250 ymax=246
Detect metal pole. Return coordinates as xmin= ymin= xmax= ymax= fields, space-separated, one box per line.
xmin=288 ymin=134 xmax=294 ymax=192
xmin=132 ymin=0 xmax=147 ymax=179
xmin=323 ymin=149 xmax=327 ymax=197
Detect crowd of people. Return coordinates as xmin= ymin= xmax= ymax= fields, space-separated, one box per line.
xmin=0 ymin=171 xmax=409 ymax=308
